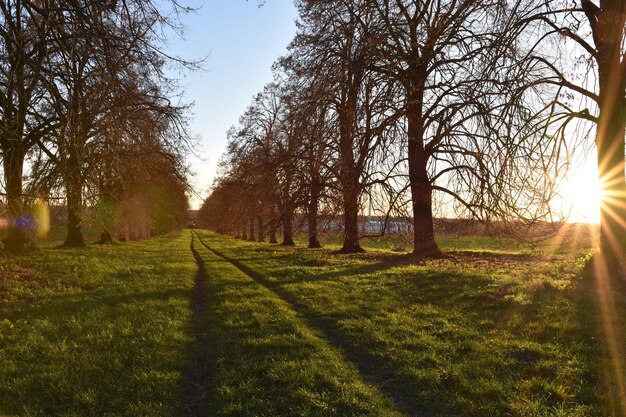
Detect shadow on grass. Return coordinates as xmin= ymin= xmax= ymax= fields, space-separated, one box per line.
xmin=446 ymin=249 xmax=534 ymax=258
xmin=194 ymin=231 xmax=420 ymax=416
xmin=2 ymin=287 xmax=192 ymax=322
xmin=275 ymin=260 xmax=395 ymax=286
xmin=573 ymin=256 xmax=626 ymax=415
xmin=177 ymin=234 xmax=219 ymax=417
xmin=196 ymin=231 xmax=607 ymax=416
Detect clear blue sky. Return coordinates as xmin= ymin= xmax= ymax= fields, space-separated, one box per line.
xmin=165 ymin=1 xmax=299 ymax=208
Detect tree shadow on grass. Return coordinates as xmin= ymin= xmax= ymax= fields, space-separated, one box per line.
xmin=196 ymin=231 xmax=607 ymax=416
xmin=1 ymin=287 xmax=192 ymax=322
xmin=177 ymin=234 xmax=220 ymax=417
xmin=194 ymin=232 xmax=422 ymax=416
xmin=573 ymin=255 xmax=626 ymax=415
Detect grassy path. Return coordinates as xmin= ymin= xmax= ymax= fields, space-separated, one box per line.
xmin=193 ymin=230 xmax=425 ymax=415
xmin=189 ymin=230 xmax=403 ymax=416
xmin=0 ymin=231 xmax=403 ymax=416
xmin=0 ymin=229 xmax=622 ymax=416
xmin=193 ymin=230 xmax=618 ymax=417
xmin=181 ymin=235 xmax=214 ymax=416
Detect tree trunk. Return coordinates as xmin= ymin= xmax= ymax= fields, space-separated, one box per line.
xmin=269 ymin=224 xmax=278 ymax=243
xmin=407 ymin=80 xmax=441 ymax=259
xmin=594 ymin=1 xmax=626 ymax=263
xmin=257 ymin=215 xmax=265 ymax=242
xmin=409 ymin=159 xmax=440 ymax=257
xmin=268 ymin=205 xmax=278 ymax=243
xmin=4 ymin=144 xmax=24 ymax=222
xmin=596 ymin=105 xmax=626 ymax=263
xmin=281 ymin=208 xmax=295 ymax=246
xmin=339 ymin=181 xmax=363 ymax=253
xmin=62 ymin=166 xmax=86 ymax=247
xmin=308 ymin=179 xmax=322 ymax=248
xmin=248 ymin=215 xmax=255 ymax=241
xmin=337 ymin=100 xmax=364 ymax=253
xmin=60 ymin=86 xmax=87 ymax=248
xmin=2 ymin=143 xmax=31 ymax=251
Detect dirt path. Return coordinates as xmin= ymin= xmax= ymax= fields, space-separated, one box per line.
xmin=192 ymin=231 xmax=423 ymax=417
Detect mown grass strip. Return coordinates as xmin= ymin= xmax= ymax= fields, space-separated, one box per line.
xmin=196 ymin=230 xmax=611 ymax=417
xmin=194 ymin=230 xmax=429 ymax=416
xmin=190 ymin=230 xmax=404 ymax=416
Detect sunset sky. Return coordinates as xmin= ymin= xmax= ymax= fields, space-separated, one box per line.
xmin=170 ymin=1 xmax=601 ymax=224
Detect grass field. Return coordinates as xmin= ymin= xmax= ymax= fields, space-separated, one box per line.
xmin=0 ymin=229 xmax=623 ymax=416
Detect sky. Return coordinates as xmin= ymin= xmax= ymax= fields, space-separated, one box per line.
xmin=163 ymin=1 xmax=602 ymax=223
xmin=164 ymin=1 xmax=299 ymax=209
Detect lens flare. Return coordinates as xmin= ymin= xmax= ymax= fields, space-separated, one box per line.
xmin=34 ymin=198 xmax=50 ymax=238
xmin=591 ymin=159 xmax=626 ymax=414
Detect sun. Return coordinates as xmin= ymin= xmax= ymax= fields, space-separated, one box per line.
xmin=562 ymin=168 xmax=603 ymax=224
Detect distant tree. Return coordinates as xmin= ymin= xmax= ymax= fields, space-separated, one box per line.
xmin=91 ymin=107 xmax=190 ymax=240
xmin=289 ymin=0 xmax=392 ymax=253
xmin=225 ymin=82 xmax=305 ymax=246
xmin=296 ymin=86 xmax=332 ymax=249
xmin=221 ymin=99 xmax=270 ymax=240
xmin=203 ymin=0 xmax=564 ymax=258
xmin=246 ymin=84 xmax=286 ymax=244
xmin=199 ymin=174 xmax=242 ymax=235
xmin=273 ymin=83 xmax=309 ymax=246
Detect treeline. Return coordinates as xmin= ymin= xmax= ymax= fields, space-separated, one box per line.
xmin=0 ymin=1 xmax=193 ymax=251
xmin=202 ymin=0 xmax=624 ymax=257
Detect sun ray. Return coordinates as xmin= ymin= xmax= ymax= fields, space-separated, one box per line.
xmin=592 ymin=250 xmax=626 ymax=414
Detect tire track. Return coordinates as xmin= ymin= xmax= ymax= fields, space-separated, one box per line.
xmin=192 ymin=230 xmax=423 ymax=417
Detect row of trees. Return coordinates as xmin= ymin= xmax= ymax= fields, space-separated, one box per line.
xmin=202 ymin=0 xmax=625 ymax=261
xmin=0 ymin=0 xmax=194 ymax=250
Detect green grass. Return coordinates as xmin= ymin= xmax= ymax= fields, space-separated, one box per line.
xmin=0 ymin=233 xmax=195 ymax=417
xmin=0 ymin=229 xmax=622 ymax=416
xmin=294 ymin=232 xmax=523 ymax=253
xmin=188 ymin=233 xmax=401 ymax=416
xmin=194 ymin=231 xmax=620 ymax=417
xmin=286 ymin=223 xmax=598 ymax=255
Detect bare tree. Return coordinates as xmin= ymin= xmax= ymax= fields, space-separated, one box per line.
xmin=369 ymin=0 xmax=504 ymax=257
xmin=34 ymin=0 xmax=194 ymax=246
xmin=0 ymin=0 xmax=51 ymax=250
xmin=298 ymin=88 xmax=332 ymax=248
xmin=289 ymin=0 xmax=396 ymax=253
xmin=225 ymin=81 xmax=308 ymax=246
xmin=510 ymin=0 xmax=626 ymax=261
xmin=201 ymin=0 xmax=565 ymax=259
